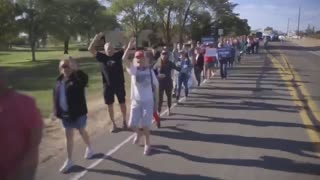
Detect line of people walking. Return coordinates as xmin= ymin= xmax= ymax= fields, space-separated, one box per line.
xmin=0 ymin=32 xmax=258 ymax=177
xmin=0 ymin=30 xmax=262 ymax=179
xmin=54 ymin=32 xmax=262 ymax=172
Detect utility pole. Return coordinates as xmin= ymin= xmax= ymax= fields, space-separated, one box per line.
xmin=287 ymin=18 xmax=290 ymax=36
xmin=297 ymin=4 xmax=301 ymax=36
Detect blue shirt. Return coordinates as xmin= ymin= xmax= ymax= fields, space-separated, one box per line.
xmin=179 ymin=59 xmax=192 ymax=75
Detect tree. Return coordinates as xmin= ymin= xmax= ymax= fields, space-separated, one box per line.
xmin=148 ymin=0 xmax=180 ymax=45
xmin=108 ymin=0 xmax=245 ymax=45
xmin=305 ymin=24 xmax=315 ymax=35
xmin=109 ymin=0 xmax=149 ymax=44
xmin=0 ymin=0 xmax=21 ymax=49
xmin=175 ymin=0 xmax=237 ymax=43
xmin=41 ymin=0 xmax=115 ymax=54
xmin=16 ymin=0 xmax=47 ymax=61
xmin=190 ymin=11 xmax=213 ymax=41
xmin=174 ymin=0 xmax=196 ymax=43
xmin=41 ymin=0 xmax=79 ymax=54
xmin=264 ymin=26 xmax=273 ymax=32
xmin=70 ymin=0 xmax=119 ymax=46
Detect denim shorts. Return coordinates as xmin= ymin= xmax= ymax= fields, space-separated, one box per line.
xmin=62 ymin=115 xmax=87 ymax=129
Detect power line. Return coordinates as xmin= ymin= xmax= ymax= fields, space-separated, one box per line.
xmin=297 ymin=4 xmax=301 ymax=35
xmin=287 ymin=18 xmax=290 ymax=35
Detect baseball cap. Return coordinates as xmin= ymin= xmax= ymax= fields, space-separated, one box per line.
xmin=134 ymin=51 xmax=144 ymax=59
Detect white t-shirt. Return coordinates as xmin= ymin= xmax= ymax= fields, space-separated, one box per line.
xmin=127 ymin=65 xmax=159 ymax=102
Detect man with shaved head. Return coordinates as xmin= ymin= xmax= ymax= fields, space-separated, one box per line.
xmin=0 ymin=67 xmax=43 ymax=180
xmin=88 ymin=32 xmax=127 ymax=132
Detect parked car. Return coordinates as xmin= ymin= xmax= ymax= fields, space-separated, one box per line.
xmin=278 ymin=35 xmax=286 ymax=41
xmin=270 ymin=34 xmax=279 ymax=41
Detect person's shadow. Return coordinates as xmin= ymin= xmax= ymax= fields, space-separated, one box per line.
xmin=152 ymin=126 xmax=320 ymax=159
xmin=151 ymin=145 xmax=320 ymax=175
xmin=88 ymin=157 xmax=222 ymax=180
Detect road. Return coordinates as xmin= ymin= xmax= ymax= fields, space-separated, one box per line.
xmin=267 ymin=41 xmax=320 ymax=127
xmin=36 ymin=47 xmax=320 ymax=180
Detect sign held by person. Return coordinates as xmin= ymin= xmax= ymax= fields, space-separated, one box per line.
xmin=205 ymin=48 xmax=217 ymax=57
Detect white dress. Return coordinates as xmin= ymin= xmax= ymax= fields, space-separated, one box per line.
xmin=127 ymin=65 xmax=159 ymax=128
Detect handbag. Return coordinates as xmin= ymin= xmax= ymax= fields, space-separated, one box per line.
xmin=149 ymin=68 xmax=160 ymax=123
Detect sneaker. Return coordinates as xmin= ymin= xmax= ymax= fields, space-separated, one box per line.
xmin=167 ymin=109 xmax=171 ymax=116
xmin=122 ymin=121 xmax=128 ymax=130
xmin=133 ymin=134 xmax=140 ymax=145
xmin=144 ymin=145 xmax=151 ymax=155
xmin=59 ymin=159 xmax=74 ymax=173
xmin=110 ymin=125 xmax=118 ymax=133
xmin=84 ymin=147 xmax=94 ymax=159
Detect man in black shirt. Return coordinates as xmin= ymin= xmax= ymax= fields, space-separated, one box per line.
xmin=88 ymin=32 xmax=127 ymax=132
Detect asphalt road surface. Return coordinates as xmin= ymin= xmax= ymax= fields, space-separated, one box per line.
xmin=267 ymin=41 xmax=320 ymax=116
xmin=36 ymin=48 xmax=320 ymax=180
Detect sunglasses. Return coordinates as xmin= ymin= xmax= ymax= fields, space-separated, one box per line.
xmin=161 ymin=52 xmax=168 ymax=55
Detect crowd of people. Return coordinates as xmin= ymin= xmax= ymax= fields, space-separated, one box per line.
xmin=0 ymin=32 xmax=261 ymax=179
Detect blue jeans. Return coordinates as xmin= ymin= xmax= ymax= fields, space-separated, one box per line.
xmin=219 ymin=60 xmax=228 ymax=78
xmin=177 ymin=74 xmax=189 ymax=100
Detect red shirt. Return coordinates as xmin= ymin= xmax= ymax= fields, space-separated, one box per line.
xmin=0 ymin=90 xmax=43 ymax=179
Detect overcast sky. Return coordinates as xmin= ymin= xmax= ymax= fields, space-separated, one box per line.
xmin=230 ymin=0 xmax=320 ymax=32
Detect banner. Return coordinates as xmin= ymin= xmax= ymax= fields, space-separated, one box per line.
xmin=205 ymin=48 xmax=217 ymax=57
xmin=218 ymin=47 xmax=233 ymax=58
xmin=201 ymin=37 xmax=215 ymax=44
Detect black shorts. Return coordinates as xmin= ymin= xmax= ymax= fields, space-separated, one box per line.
xmin=103 ymin=84 xmax=126 ymax=105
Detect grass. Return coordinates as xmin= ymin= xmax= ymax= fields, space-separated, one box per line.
xmin=1 ymin=48 xmax=131 ymax=119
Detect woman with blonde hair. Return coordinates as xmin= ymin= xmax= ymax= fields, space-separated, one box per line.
xmin=122 ymin=39 xmax=159 ymax=155
xmin=53 ymin=58 xmax=93 ymax=173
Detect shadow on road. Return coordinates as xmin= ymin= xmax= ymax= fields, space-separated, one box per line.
xmin=87 ymin=157 xmax=222 ymax=180
xmin=179 ymin=100 xmax=300 ymax=113
xmin=168 ymin=113 xmax=319 ymax=132
xmin=152 ymin=126 xmax=320 ymax=159
xmin=151 ymin=145 xmax=320 ymax=175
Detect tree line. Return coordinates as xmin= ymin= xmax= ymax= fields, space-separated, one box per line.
xmin=109 ymin=0 xmax=250 ymax=44
xmin=0 ymin=0 xmax=251 ymax=61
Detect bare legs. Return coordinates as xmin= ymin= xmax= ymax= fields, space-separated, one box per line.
xmin=107 ymin=103 xmax=127 ymax=132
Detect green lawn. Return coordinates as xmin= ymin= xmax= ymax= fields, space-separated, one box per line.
xmin=0 ymin=48 xmax=130 ymax=119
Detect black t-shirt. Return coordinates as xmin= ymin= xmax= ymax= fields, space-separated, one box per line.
xmin=96 ymin=51 xmax=125 ymax=87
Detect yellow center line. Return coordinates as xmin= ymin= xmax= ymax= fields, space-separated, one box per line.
xmin=280 ymin=54 xmax=320 ymax=121
xmin=267 ymin=51 xmax=320 ymax=156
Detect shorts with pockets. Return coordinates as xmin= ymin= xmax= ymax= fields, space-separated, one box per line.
xmin=129 ymin=100 xmax=154 ymax=128
xmin=103 ymin=84 xmax=126 ymax=105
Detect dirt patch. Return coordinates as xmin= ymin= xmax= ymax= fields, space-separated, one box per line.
xmin=39 ymin=97 xmax=130 ymax=164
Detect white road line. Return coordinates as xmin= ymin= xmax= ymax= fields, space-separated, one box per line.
xmin=309 ymin=51 xmax=320 ymax=57
xmin=70 ymin=78 xmax=208 ymax=180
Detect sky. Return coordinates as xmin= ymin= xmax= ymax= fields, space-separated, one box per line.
xmin=230 ymin=0 xmax=320 ymax=32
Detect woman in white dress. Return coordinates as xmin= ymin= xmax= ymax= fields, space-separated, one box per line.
xmin=122 ymin=39 xmax=159 ymax=155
